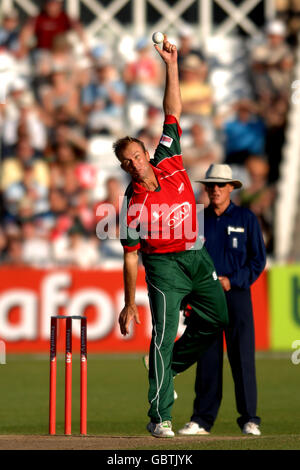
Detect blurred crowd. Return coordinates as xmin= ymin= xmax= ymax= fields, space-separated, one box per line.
xmin=0 ymin=0 xmax=297 ymax=267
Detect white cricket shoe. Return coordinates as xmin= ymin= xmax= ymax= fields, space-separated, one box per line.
xmin=143 ymin=355 xmax=178 ymax=400
xmin=242 ymin=422 xmax=261 ymax=436
xmin=147 ymin=421 xmax=175 ymax=438
xmin=178 ymin=421 xmax=210 ymax=436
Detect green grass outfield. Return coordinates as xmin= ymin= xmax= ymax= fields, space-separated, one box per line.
xmin=0 ymin=352 xmax=300 ymax=450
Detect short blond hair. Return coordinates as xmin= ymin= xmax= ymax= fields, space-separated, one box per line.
xmin=113 ymin=136 xmax=146 ymax=161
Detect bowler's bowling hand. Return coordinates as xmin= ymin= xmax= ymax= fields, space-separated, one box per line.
xmin=154 ymin=35 xmax=177 ymax=64
xmin=119 ymin=304 xmax=141 ymax=336
xmin=218 ymin=276 xmax=231 ymax=292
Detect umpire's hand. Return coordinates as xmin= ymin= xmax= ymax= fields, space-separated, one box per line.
xmin=119 ymin=304 xmax=141 ymax=336
xmin=218 ymin=276 xmax=231 ymax=291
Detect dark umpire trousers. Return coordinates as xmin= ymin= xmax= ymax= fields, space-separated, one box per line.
xmin=191 ymin=287 xmax=260 ymax=431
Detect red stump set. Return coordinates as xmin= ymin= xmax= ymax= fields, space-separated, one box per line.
xmin=49 ymin=315 xmax=87 ymax=435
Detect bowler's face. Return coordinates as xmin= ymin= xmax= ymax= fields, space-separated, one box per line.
xmin=119 ymin=142 xmax=151 ymax=182
xmin=205 ymin=183 xmax=234 ymax=208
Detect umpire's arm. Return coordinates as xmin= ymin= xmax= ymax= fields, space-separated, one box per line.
xmin=230 ymin=212 xmax=266 ymax=289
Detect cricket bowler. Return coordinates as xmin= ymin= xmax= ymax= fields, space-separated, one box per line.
xmin=113 ymin=35 xmax=228 ymax=438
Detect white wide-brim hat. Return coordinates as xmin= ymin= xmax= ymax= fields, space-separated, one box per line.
xmin=196 ymin=164 xmax=243 ymax=189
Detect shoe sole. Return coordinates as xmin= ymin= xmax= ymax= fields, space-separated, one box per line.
xmin=147 ymin=423 xmax=174 ymax=438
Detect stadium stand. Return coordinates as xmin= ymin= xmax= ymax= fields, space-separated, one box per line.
xmin=0 ymin=0 xmax=297 ymax=266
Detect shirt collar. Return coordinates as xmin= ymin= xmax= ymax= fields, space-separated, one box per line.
xmin=208 ymin=201 xmax=235 ymax=216
xmin=132 ymin=164 xmax=162 ymax=194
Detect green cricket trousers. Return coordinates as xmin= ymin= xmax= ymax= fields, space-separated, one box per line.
xmin=142 ymin=246 xmax=228 ymax=424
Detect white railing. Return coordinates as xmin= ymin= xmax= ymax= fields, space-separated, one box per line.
xmin=275 ymin=52 xmax=300 ymax=262
xmin=0 ymin=0 xmax=275 ymax=42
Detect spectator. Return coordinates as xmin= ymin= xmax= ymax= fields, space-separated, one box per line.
xmin=33 ymin=33 xmax=78 ymax=88
xmin=39 ymin=67 xmax=80 ymax=127
xmin=95 ymin=177 xmax=123 ymax=226
xmin=69 ymin=188 xmax=95 ymax=234
xmin=68 ymin=228 xmax=101 ymax=268
xmin=52 ymin=223 xmax=101 ymax=268
xmin=123 ymin=37 xmax=162 ymax=107
xmin=48 ymin=187 xmax=69 ymax=217
xmin=1 ymin=138 xmax=49 ymax=192
xmin=51 ymin=143 xmax=95 ymax=213
xmin=47 ymin=188 xmax=72 ymax=240
xmin=182 ymin=122 xmax=223 ymax=188
xmin=63 ymin=167 xmax=81 ymax=207
xmin=179 ymin=55 xmax=213 ymax=118
xmin=0 ymin=8 xmax=21 ymax=55
xmin=275 ymin=0 xmax=300 ymax=44
xmin=18 ymin=0 xmax=87 ymax=58
xmin=220 ymin=99 xmax=266 ymax=165
xmin=16 ymin=196 xmax=35 ymax=223
xmin=250 ymin=20 xmax=294 ymax=101
xmin=2 ymin=82 xmax=47 ymax=155
xmin=95 ymin=177 xmax=124 ymax=260
xmin=135 ymin=106 xmax=164 ymax=154
xmin=48 ymin=105 xmax=85 ymax=141
xmin=177 ymin=26 xmax=206 ymax=77
xmin=135 ymin=127 xmax=155 ymax=154
xmin=85 ymin=62 xmax=126 ymax=135
xmin=77 ymin=56 xmax=95 ymax=121
xmin=21 ymin=220 xmax=51 ymax=267
xmin=49 ymin=142 xmax=80 ymax=191
xmin=75 ymin=161 xmax=96 ymax=191
xmin=0 ymin=44 xmax=18 ymax=110
xmin=235 ymin=155 xmax=276 ymax=254
xmin=2 ymin=78 xmax=28 ymax=155
xmin=4 ymin=236 xmax=24 ymax=265
xmin=3 ymin=163 xmax=49 ymax=219
xmin=136 ymin=124 xmax=162 ymax=157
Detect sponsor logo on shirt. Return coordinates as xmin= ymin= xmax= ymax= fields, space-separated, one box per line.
xmin=151 ymin=202 xmax=191 ymax=229
xmin=160 ymin=134 xmax=173 ymax=148
xmin=166 ymin=202 xmax=191 ymax=228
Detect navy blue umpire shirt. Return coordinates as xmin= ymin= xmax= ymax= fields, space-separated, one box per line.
xmin=203 ymin=202 xmax=266 ymax=289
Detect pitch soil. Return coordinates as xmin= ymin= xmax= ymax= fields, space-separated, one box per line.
xmin=0 ymin=434 xmax=258 ymax=450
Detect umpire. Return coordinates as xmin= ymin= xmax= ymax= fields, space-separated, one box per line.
xmin=178 ymin=164 xmax=266 ymax=436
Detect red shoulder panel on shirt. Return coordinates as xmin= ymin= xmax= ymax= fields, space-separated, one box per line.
xmin=164 ymin=115 xmax=182 ymax=137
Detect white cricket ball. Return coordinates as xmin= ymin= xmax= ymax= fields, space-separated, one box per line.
xmin=152 ymin=31 xmax=164 ymax=44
